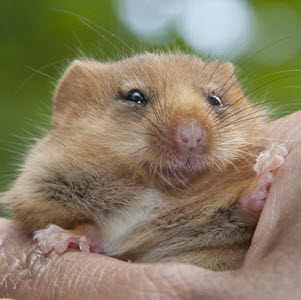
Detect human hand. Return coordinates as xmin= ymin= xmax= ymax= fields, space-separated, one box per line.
xmin=1 ymin=111 xmax=301 ymax=300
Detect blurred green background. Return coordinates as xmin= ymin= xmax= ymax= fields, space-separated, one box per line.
xmin=0 ymin=0 xmax=301 ymax=216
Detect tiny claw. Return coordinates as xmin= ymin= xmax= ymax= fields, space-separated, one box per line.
xmin=33 ymin=224 xmax=102 ymax=254
xmin=79 ymin=240 xmax=90 ymax=253
xmin=254 ymin=143 xmax=288 ymax=175
xmin=40 ymin=243 xmax=53 ymax=254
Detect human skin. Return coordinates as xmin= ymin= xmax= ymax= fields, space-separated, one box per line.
xmin=0 ymin=111 xmax=300 ymax=300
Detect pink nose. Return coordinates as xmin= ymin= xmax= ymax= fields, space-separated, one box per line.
xmin=177 ymin=120 xmax=205 ymax=151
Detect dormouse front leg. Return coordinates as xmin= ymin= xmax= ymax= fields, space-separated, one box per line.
xmin=240 ymin=143 xmax=288 ymax=216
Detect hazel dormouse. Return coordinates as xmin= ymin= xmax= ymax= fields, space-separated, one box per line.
xmin=2 ymin=53 xmax=287 ymax=271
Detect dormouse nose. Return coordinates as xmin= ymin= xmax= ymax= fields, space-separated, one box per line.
xmin=176 ymin=119 xmax=205 ymax=151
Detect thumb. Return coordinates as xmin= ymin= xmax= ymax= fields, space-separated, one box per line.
xmin=244 ymin=111 xmax=301 ymax=264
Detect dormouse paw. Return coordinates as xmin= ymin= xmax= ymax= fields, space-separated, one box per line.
xmin=254 ymin=143 xmax=288 ymax=175
xmin=34 ymin=224 xmax=102 ymax=254
xmin=240 ymin=143 xmax=288 ymax=216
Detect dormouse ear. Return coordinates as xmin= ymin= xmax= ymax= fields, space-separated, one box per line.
xmin=54 ymin=60 xmax=91 ymax=114
xmin=52 ymin=59 xmax=104 ymax=126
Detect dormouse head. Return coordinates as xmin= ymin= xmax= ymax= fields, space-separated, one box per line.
xmin=52 ymin=53 xmax=265 ymax=187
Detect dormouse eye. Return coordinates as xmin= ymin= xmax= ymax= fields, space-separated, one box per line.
xmin=124 ymin=89 xmax=147 ymax=104
xmin=208 ymin=92 xmax=223 ymax=107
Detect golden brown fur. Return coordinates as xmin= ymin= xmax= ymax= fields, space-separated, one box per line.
xmin=2 ymin=53 xmax=267 ymax=271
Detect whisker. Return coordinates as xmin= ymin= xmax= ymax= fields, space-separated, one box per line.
xmin=110 ymin=144 xmax=153 ymax=176
xmin=217 ymin=116 xmax=269 ymax=135
xmin=24 ymin=66 xmax=56 ymax=81
xmin=51 ymin=9 xmax=134 ymax=56
xmin=130 ymin=146 xmax=155 ymax=182
xmin=252 ymin=69 xmax=301 ymax=84
xmin=209 ymin=153 xmax=225 ymax=172
xmin=168 ymin=163 xmax=190 ymax=190
xmin=157 ymin=160 xmax=182 ymax=191
xmin=219 ymin=36 xmax=292 ymax=97
xmin=169 ymin=154 xmax=192 ymax=189
xmin=218 ymin=75 xmax=301 ymax=120
xmin=219 ymin=109 xmax=268 ymax=130
xmin=15 ymin=59 xmax=63 ymax=95
xmin=213 ymin=102 xmax=265 ymax=127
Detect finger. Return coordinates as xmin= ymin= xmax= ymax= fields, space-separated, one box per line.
xmin=244 ymin=111 xmax=301 ymax=264
xmin=0 ymin=219 xmax=231 ymax=300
